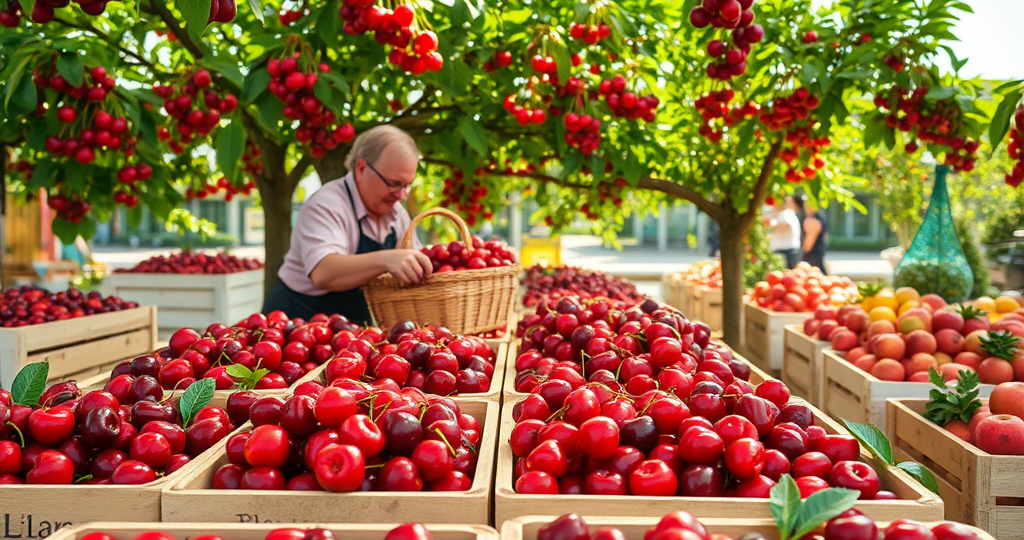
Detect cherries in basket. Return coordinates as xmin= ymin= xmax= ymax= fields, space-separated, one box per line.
xmin=421 ymin=236 xmax=516 ymax=272
xmin=81 ymin=525 xmax=435 ymax=540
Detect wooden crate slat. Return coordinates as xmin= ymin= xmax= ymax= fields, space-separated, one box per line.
xmin=161 ymin=401 xmax=499 ymax=525
xmin=988 ymin=508 xmax=1024 ymax=540
xmin=743 ymin=304 xmax=811 ymax=373
xmin=15 ymin=306 xmax=154 ymax=351
xmin=27 ymin=327 xmax=153 ymax=379
xmin=695 ymin=286 xmax=723 ymax=332
xmin=782 ymin=325 xmax=826 ymax=406
xmin=49 ymin=522 xmax=498 ymax=540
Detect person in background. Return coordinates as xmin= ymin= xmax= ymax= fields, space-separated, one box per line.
xmin=766 ymin=197 xmax=802 ymax=269
xmin=706 ymin=218 xmax=720 ymax=258
xmin=263 ymin=125 xmax=430 ymax=324
xmin=794 ymin=196 xmax=829 ymax=272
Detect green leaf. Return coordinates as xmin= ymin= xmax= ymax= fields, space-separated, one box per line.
xmin=11 ymin=362 xmax=49 ymax=406
xmin=225 ymin=364 xmax=253 ymax=379
xmin=179 ymin=377 xmax=216 ymax=428
xmin=179 ymin=0 xmax=213 ymax=42
xmin=10 ymin=76 xmax=36 ymax=113
xmin=502 ymin=8 xmax=532 ymax=24
xmin=459 ymin=116 xmax=488 ymax=156
xmin=313 ymin=78 xmax=340 ymax=113
xmin=897 ymin=461 xmax=940 ymax=495
xmin=928 ymin=366 xmax=945 ymax=387
xmin=247 ymin=0 xmax=265 ymax=24
xmin=792 ymin=488 xmax=861 ymax=540
xmin=27 ymin=159 xmax=57 ymax=191
xmin=4 ymin=55 xmax=32 ymax=110
xmin=550 ymin=40 xmax=572 ymax=86
xmin=989 ymin=88 xmax=1023 ymax=153
xmin=317 ymin=0 xmax=340 ymax=43
xmin=199 ymin=56 xmax=245 ymax=88
xmin=242 ymin=69 xmax=271 ymax=105
xmin=925 ymin=86 xmax=956 ymax=100
xmin=216 ymin=119 xmax=246 ymax=181
xmin=769 ymin=475 xmax=802 ymax=540
xmin=19 ymin=0 xmax=35 ymax=23
xmin=56 ymin=53 xmax=85 ymax=88
xmin=842 ymin=419 xmax=893 ymax=465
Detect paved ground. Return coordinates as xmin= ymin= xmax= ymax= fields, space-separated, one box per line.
xmin=91 ymin=234 xmax=894 ymax=293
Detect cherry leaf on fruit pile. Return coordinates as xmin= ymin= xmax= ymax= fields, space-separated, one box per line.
xmin=11 ymin=362 xmax=49 ymax=406
xmin=769 ymin=475 xmax=802 ymax=540
xmin=55 ymin=53 xmax=85 ymax=88
xmin=180 ymin=0 xmax=214 ymax=41
xmin=226 ymin=364 xmax=269 ymax=392
xmin=791 ymin=487 xmax=860 ymax=540
xmin=841 ymin=419 xmax=893 ymax=465
xmin=179 ymin=377 xmax=216 ymax=428
xmin=925 ymin=367 xmax=981 ymax=425
xmin=896 ymin=462 xmax=940 ymax=495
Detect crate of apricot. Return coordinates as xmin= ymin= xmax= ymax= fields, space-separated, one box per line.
xmin=0 ymin=362 xmax=242 ymax=535
xmin=362 ymin=208 xmax=518 ymax=336
xmin=161 ymin=385 xmax=499 ymax=525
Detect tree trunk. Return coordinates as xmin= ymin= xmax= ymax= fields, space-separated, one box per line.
xmin=717 ymin=212 xmax=747 ymax=348
xmin=313 ymin=146 xmax=352 ymax=183
xmin=254 ymin=140 xmax=296 ymax=299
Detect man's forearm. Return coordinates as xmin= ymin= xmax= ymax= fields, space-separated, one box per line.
xmin=309 ymin=252 xmax=388 ymax=291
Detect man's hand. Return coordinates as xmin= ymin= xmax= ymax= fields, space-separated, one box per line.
xmin=381 ymin=249 xmax=433 ymax=285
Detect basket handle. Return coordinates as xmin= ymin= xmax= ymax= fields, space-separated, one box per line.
xmin=401 ymin=208 xmax=473 ymax=249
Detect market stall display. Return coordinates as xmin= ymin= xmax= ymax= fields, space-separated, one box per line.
xmin=521 ymin=265 xmax=644 ymax=308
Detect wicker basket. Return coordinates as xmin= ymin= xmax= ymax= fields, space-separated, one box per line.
xmin=362 ymin=208 xmax=519 ymax=335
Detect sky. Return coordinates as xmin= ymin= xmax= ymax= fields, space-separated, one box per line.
xmin=941 ymin=0 xmax=1024 ymax=81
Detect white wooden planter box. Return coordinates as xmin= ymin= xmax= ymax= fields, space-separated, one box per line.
xmin=743 ymin=303 xmax=812 ymax=374
xmin=102 ymin=270 xmax=264 ymax=333
xmin=782 ymin=324 xmax=828 ymax=406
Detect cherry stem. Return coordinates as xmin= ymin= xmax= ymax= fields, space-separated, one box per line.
xmin=7 ymin=422 xmax=25 ymax=448
xmin=433 ymin=427 xmax=458 ymax=458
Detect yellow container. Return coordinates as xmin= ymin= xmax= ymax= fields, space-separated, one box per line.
xmin=521 ymin=235 xmax=561 ymax=267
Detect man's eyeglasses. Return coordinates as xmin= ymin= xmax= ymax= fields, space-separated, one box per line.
xmin=363 ymin=159 xmax=414 ymax=196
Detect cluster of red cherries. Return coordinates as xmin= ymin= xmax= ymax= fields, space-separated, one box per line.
xmin=439 ymin=170 xmax=492 ymax=227
xmin=0 ymin=286 xmax=137 ymax=327
xmin=689 ymin=0 xmax=765 ymax=80
xmin=278 ymin=8 xmax=305 ymax=25
xmin=563 ymin=112 xmax=602 ymax=155
xmin=185 ymin=177 xmax=257 ymax=202
xmin=569 ymin=21 xmax=611 ymax=45
xmin=597 ymin=74 xmax=659 ymax=123
xmin=267 ymin=54 xmax=356 ymax=157
xmin=0 ymin=378 xmax=233 ymax=485
xmin=535 ymin=511 xmax=985 ymax=540
xmin=874 ymin=85 xmax=980 ymax=173
xmin=695 ymin=88 xmax=760 ymax=142
xmin=338 ymin=2 xmax=443 ymax=74
xmin=0 ymin=0 xmax=21 ymax=27
xmin=482 ymin=50 xmax=513 ymax=72
xmin=212 ymin=385 xmax=481 ymax=492
xmin=1003 ymin=106 xmax=1024 ymax=187
xmin=503 ymin=94 xmax=548 ymax=126
xmin=779 ymin=126 xmax=830 ymax=183
xmin=18 ymin=0 xmax=113 ymax=23
xmin=116 ymin=251 xmax=263 ymax=275
xmin=154 ymin=70 xmax=238 ymax=155
xmin=106 ymin=312 xmax=361 ymax=397
xmin=83 ymin=526 xmax=437 ymax=540
xmin=520 ymin=265 xmax=645 ymax=308
xmin=206 ymin=0 xmax=237 ymax=23
xmin=419 ymin=236 xmax=517 ymax=273
xmin=323 ymin=321 xmax=498 ymax=396
xmin=46 ymin=193 xmax=91 ymax=223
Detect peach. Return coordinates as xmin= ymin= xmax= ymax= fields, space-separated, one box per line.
xmin=817 ymin=320 xmax=838 ymax=341
xmin=872 ymin=359 xmax=907 ymax=381
xmin=815 ymin=306 xmax=838 ymax=321
xmin=869 ymin=306 xmax=898 ymax=323
xmin=872 ymin=333 xmax=907 ymax=361
xmin=830 ymin=329 xmax=859 ymax=352
xmin=895 ymin=287 xmax=921 ymax=306
xmin=836 ymin=305 xmax=860 ymax=327
xmin=853 ymin=355 xmax=879 ymax=374
xmin=945 ymin=420 xmax=972 ymax=443
xmin=921 ymin=293 xmax=948 ymax=312
xmin=973 ymin=297 xmax=998 ymax=314
xmin=964 ymin=317 xmax=991 ymax=335
xmin=1003 ymin=313 xmax=1024 ymax=324
xmin=990 ymin=382 xmax=1024 ymax=419
xmin=978 ymin=358 xmax=1015 ymax=385
xmin=939 ymin=363 xmax=974 ymax=382
xmin=934 ymin=352 xmax=953 ymax=366
xmin=899 ymin=307 xmax=933 ymax=334
xmin=935 ymin=328 xmax=965 ymax=356
xmin=804 ymin=318 xmax=821 ymax=337
xmin=969 ymin=406 xmax=992 ymax=437
xmin=932 ymin=310 xmax=965 ymax=333
xmin=906 ymin=352 xmax=938 ymax=375
xmin=1012 ymin=354 xmax=1024 ymax=382
xmin=992 ymin=319 xmax=1024 ymax=338
xmin=866 ymin=320 xmax=897 ymax=338
xmin=844 ymin=310 xmax=871 ymax=334
xmin=954 ymin=351 xmax=982 ymax=370
xmin=904 ymin=330 xmax=937 ymax=356
xmin=964 ymin=330 xmax=988 ymax=355
xmin=908 ymin=371 xmax=931 ymax=383
xmin=846 ymin=347 xmax=867 ymax=363
xmin=975 ymin=415 xmax=1024 ymax=455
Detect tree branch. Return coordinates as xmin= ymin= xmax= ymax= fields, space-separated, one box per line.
xmin=637 ymin=176 xmax=721 ymax=221
xmin=144 ymin=0 xmax=207 ymax=60
xmin=52 ymin=16 xmax=161 ymax=73
xmin=288 ymin=154 xmax=313 ymax=187
xmin=740 ymin=136 xmax=784 ymax=231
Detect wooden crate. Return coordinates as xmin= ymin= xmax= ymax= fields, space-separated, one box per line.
xmin=161 ymin=400 xmax=499 ymax=525
xmin=0 ymin=306 xmax=157 ymax=388
xmin=783 ymin=324 xmax=828 ymax=406
xmin=0 ymin=399 xmax=234 ymax=536
xmin=823 ymin=349 xmax=995 ymax=435
xmin=494 ymin=396 xmax=943 ymax=527
xmin=889 ymin=399 xmax=1024 ymax=539
xmin=743 ymin=303 xmax=812 ymax=374
xmin=101 ymin=270 xmax=264 ymax=335
xmin=48 ymin=522 xmax=498 ymax=540
xmin=694 ymin=286 xmax=723 ymax=332
xmin=502 ymin=516 xmax=993 ymax=540
xmin=483 ymin=305 xmax=519 ymax=348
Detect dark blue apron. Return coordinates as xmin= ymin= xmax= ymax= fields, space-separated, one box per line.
xmin=263 ymin=181 xmax=397 ymax=325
